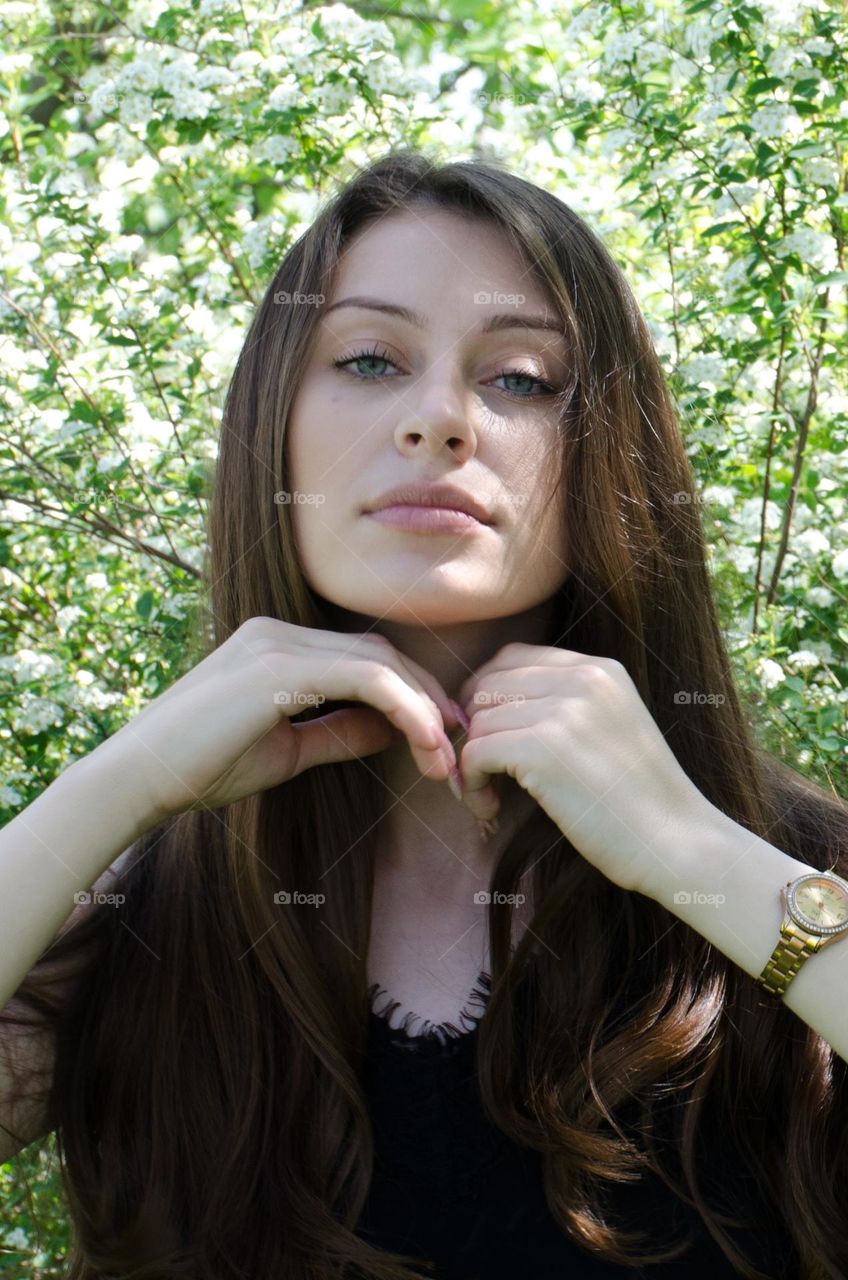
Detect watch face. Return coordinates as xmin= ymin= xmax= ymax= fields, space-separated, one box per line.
xmin=788 ymin=875 xmax=848 ymax=934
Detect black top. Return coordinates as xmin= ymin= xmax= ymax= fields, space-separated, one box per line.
xmin=355 ymin=971 xmax=798 ymax=1279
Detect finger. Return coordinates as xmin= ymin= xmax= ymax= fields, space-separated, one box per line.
xmin=289 ymin=657 xmax=453 ymax=783
xmin=286 ymin=707 xmax=403 ymax=777
xmin=250 ymin=624 xmax=462 ymax=744
xmin=388 ymin=649 xmax=466 ymax=735
xmin=296 ymin=632 xmax=458 ymax=750
xmin=458 ymin=665 xmax=550 ymax=714
xmin=456 ymin=739 xmax=503 ymax=824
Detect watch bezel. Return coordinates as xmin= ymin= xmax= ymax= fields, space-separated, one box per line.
xmin=785 ymin=871 xmax=848 ymax=936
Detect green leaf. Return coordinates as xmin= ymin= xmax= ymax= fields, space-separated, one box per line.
xmin=68 ymin=398 xmax=99 ymax=426
xmin=701 ymin=221 xmax=744 ymax=237
xmin=135 ymin=590 xmax=155 ymax=621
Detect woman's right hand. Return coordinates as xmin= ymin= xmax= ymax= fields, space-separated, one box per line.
xmin=98 ymin=618 xmax=462 ymax=823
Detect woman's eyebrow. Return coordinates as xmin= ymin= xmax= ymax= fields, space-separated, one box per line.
xmin=322 ymin=295 xmax=566 ymax=337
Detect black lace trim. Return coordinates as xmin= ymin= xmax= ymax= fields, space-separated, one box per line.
xmin=367 ymin=969 xmax=492 ymax=1048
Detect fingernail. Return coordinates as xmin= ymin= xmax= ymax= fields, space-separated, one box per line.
xmin=447 ymin=765 xmax=463 ymax=802
xmin=449 ymin=699 xmax=471 ymax=733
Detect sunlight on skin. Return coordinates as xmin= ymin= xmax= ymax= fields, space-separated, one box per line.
xmin=286 ymin=205 xmax=572 ymax=888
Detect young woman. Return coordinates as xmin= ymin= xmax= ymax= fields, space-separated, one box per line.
xmin=1 ymin=148 xmax=847 ymax=1280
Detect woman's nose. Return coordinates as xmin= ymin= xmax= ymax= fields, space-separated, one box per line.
xmin=392 ymin=384 xmax=478 ymax=460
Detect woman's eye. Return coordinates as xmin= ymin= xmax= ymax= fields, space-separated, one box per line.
xmin=332 ymin=348 xmax=556 ymax=399
xmin=491 ymin=370 xmax=556 ymax=398
xmin=332 ymin=347 xmax=399 ymax=380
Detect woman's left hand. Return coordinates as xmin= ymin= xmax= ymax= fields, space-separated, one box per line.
xmin=455 ymin=643 xmax=714 ymax=898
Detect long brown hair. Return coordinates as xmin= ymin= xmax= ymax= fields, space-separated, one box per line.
xmin=4 ymin=148 xmax=848 ymax=1279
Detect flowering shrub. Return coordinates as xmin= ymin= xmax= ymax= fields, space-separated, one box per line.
xmin=0 ymin=0 xmax=847 ymax=1262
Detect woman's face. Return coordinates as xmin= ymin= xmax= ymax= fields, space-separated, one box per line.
xmin=286 ymin=206 xmax=571 ymax=627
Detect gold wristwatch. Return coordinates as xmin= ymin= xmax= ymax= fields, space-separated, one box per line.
xmin=756 ymin=870 xmax=848 ymax=998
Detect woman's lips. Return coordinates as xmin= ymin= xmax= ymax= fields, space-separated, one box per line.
xmin=365 ymin=504 xmax=489 ymax=534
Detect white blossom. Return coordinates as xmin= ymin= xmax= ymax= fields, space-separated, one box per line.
xmin=749 ymin=103 xmax=804 ymax=140
xmin=681 ymin=353 xmax=725 ymax=386
xmin=787 ymin=649 xmax=821 ymax=670
xmin=12 ymin=693 xmax=65 ymax=734
xmin=713 ymin=183 xmax=759 ymax=215
xmin=702 ymin=485 xmax=737 ymax=509
xmin=765 ymin=45 xmax=809 ymax=78
xmin=738 ymin=497 xmax=782 ymax=533
xmin=56 ymin=605 xmax=85 ymax=632
xmin=266 ymin=79 xmax=300 ymax=112
xmin=2 ymin=1228 xmax=29 ymax=1249
xmin=798 ymin=156 xmax=840 ymax=188
xmin=804 ymin=639 xmax=836 ymax=663
xmin=805 ymin=586 xmax=835 ymax=607
xmin=793 ymin=527 xmax=830 ymax=557
xmin=756 ymin=657 xmax=786 ymax=689
xmin=0 ymin=650 xmax=61 ymax=682
xmin=117 ymin=56 xmax=162 ymax=93
xmin=725 ymin=544 xmax=757 ymax=573
xmin=774 ymin=227 xmax=838 ymax=269
xmin=259 ymin=134 xmax=300 ymax=165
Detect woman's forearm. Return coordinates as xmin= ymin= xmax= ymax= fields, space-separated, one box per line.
xmin=0 ymin=743 xmax=160 ymax=1012
xmin=649 ymin=799 xmax=848 ymax=1063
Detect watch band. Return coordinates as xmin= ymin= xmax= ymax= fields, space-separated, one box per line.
xmin=756 ymin=918 xmax=824 ymax=997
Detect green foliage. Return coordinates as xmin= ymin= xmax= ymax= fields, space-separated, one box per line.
xmin=1 ymin=0 xmax=847 ymax=1262
xmin=1 ymin=1138 xmax=68 ymax=1275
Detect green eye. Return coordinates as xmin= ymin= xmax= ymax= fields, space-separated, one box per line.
xmin=332 ymin=346 xmax=557 ymax=398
